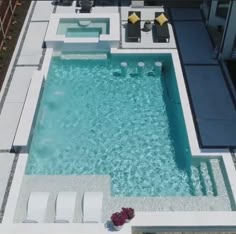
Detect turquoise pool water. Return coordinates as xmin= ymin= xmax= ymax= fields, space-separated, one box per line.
xmin=27 ymin=54 xmax=194 ymax=196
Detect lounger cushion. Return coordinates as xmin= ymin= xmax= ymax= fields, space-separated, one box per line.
xmin=55 ymin=192 xmax=77 ymax=223
xmin=128 ymin=12 xmax=140 ymax=24
xmin=155 ymin=13 xmax=168 ymax=26
xmin=23 ymin=192 xmax=49 ymax=223
xmin=83 ymin=192 xmax=103 ymax=223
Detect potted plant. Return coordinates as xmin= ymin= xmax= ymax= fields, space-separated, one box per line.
xmin=111 ymin=212 xmax=126 ymax=231
xmin=144 ymin=20 xmax=152 ymax=31
xmin=122 ymin=207 xmax=135 ymax=222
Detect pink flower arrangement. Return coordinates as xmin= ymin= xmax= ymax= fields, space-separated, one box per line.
xmin=111 ymin=208 xmax=135 ymax=229
xmin=111 ymin=212 xmax=126 ymax=227
xmin=122 ymin=207 xmax=135 ymax=220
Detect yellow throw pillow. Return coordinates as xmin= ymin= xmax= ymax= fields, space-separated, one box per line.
xmin=155 ymin=13 xmax=168 ymax=26
xmin=128 ymin=12 xmax=140 ymax=24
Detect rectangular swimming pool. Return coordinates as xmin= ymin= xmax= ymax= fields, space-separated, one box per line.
xmin=27 ymin=53 xmax=218 ymax=197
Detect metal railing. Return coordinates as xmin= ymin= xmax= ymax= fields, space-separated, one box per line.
xmin=0 ymin=0 xmax=17 ymax=50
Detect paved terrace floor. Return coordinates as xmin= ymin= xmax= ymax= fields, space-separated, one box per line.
xmin=0 ymin=0 xmax=235 ymax=224
xmin=170 ymin=7 xmax=236 ymax=148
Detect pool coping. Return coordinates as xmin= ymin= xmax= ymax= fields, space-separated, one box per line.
xmin=13 ymin=71 xmax=44 ymax=151
xmin=1 ymin=1 xmax=236 ymax=233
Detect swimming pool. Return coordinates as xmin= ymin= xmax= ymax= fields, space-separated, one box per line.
xmin=27 ymin=53 xmax=216 ymax=197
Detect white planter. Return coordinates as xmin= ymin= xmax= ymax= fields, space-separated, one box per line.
xmin=143 ymin=21 xmax=152 ymax=32
xmin=113 ymin=224 xmax=123 ymax=231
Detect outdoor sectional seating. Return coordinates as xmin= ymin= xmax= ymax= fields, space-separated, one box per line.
xmin=127 ymin=11 xmax=141 ymax=42
xmin=83 ymin=192 xmax=103 ymax=223
xmin=22 ymin=191 xmax=103 ymax=223
xmin=55 ymin=192 xmax=77 ymax=223
xmin=153 ymin=12 xmax=170 ymax=43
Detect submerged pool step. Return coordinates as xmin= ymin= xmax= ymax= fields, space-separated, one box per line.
xmin=190 ymin=166 xmax=203 ymax=196
xmin=208 ymin=159 xmax=222 ymax=196
xmin=191 ymin=160 xmax=217 ymax=196
xmin=60 ymin=53 xmax=108 ymax=60
xmin=199 ymin=162 xmax=215 ymax=196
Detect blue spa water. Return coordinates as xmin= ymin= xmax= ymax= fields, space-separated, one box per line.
xmin=27 ymin=54 xmax=193 ymax=196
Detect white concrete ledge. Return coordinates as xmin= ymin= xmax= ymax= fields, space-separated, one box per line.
xmin=31 ymin=0 xmax=54 ymax=21
xmin=5 ymin=67 xmax=37 ymax=103
xmin=0 ymin=223 xmax=107 ymax=234
xmin=0 ymin=153 xmax=15 ymax=209
xmin=221 ymin=154 xmax=236 ymax=209
xmin=41 ymin=48 xmax=53 ymax=81
xmin=132 ymin=211 xmax=236 ymax=227
xmin=1 ymin=212 xmax=236 ymax=233
xmin=3 ymin=154 xmax=28 ymax=224
xmin=13 ymin=71 xmax=44 ymax=152
xmin=17 ymin=22 xmax=48 ymax=65
xmin=0 ymin=103 xmax=24 ymax=150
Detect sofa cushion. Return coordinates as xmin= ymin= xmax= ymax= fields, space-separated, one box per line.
xmin=155 ymin=13 xmax=168 ymax=26
xmin=128 ymin=12 xmax=140 ymax=24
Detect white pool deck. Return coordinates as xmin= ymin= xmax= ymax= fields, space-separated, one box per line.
xmin=0 ymin=0 xmax=236 ymax=233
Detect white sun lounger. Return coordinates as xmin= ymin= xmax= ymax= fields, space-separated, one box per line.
xmin=55 ymin=192 xmax=77 ymax=223
xmin=83 ymin=192 xmax=103 ymax=223
xmin=23 ymin=192 xmax=49 ymax=223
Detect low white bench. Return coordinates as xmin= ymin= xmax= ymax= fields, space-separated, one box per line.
xmin=13 ymin=71 xmax=44 ymax=153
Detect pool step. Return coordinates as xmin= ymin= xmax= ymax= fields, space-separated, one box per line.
xmin=208 ymin=159 xmax=220 ymax=196
xmin=191 ymin=160 xmax=217 ymax=196
xmin=60 ymin=53 xmax=108 ymax=60
xmin=199 ymin=162 xmax=215 ymax=196
xmin=190 ymin=166 xmax=203 ymax=196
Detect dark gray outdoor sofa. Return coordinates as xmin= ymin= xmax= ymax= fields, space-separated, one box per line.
xmin=57 ymin=0 xmax=73 ymax=6
xmin=127 ymin=11 xmax=141 ymax=42
xmin=153 ymin=12 xmax=170 ymax=43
